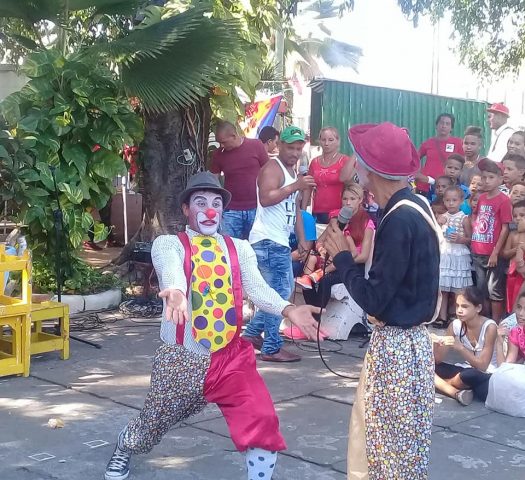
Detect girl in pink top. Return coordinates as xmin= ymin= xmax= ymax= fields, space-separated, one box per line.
xmin=297 ymin=182 xmax=375 ymax=292
xmin=307 ymin=127 xmax=355 ymax=223
xmin=496 ymin=291 xmax=525 ymax=364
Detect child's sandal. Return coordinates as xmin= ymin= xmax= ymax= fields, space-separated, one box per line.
xmin=455 ymin=389 xmax=474 ymax=406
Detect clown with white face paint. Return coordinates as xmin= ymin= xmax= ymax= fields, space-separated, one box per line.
xmin=104 ymin=172 xmax=321 ymax=480
xmin=186 ymin=191 xmax=223 ymax=236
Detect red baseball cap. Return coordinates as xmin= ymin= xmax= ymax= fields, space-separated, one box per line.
xmin=487 ymin=103 xmax=510 ymax=117
xmin=348 ymin=122 xmax=419 ymax=176
xmin=478 ymin=157 xmax=504 ymax=174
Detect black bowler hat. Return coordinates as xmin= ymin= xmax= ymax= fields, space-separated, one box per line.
xmin=179 ymin=171 xmax=232 ymax=207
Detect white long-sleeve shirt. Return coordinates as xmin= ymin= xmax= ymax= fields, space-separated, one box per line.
xmin=151 ymin=227 xmax=291 ymax=355
xmin=488 ymin=124 xmax=515 ymax=162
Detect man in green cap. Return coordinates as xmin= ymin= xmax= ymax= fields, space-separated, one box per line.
xmin=244 ymin=126 xmax=317 ymax=362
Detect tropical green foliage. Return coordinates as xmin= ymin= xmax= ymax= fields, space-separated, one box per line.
xmin=87 ymin=4 xmax=244 ymax=114
xmin=396 ymin=0 xmax=525 ymax=77
xmin=301 ymin=0 xmax=355 ymax=18
xmin=0 ymin=0 xmax=251 ymax=246
xmin=0 ymin=48 xmax=143 ymax=257
xmin=0 ymin=0 xmax=293 ymax=115
xmin=0 ymin=1 xmax=246 ymax=115
xmin=0 ymin=0 xmax=282 ymax=288
xmin=0 ymin=1 xmax=340 ymax=119
xmin=285 ymin=36 xmax=362 ymax=78
xmin=205 ymin=0 xmax=282 ymax=119
xmin=32 ymin=256 xmax=123 ymax=295
xmin=0 ymin=0 xmax=142 ymax=63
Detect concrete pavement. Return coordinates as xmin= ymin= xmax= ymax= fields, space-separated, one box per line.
xmin=1 ymin=314 xmax=524 ymax=479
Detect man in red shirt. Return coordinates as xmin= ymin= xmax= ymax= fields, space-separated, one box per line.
xmin=415 ymin=113 xmax=464 ymax=194
xmin=210 ymin=121 xmax=269 ymax=239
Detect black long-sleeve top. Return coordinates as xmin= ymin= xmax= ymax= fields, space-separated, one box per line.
xmin=333 ymin=187 xmax=440 ymax=328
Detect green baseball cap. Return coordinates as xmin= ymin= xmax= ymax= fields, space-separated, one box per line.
xmin=280 ymin=125 xmax=306 ymax=143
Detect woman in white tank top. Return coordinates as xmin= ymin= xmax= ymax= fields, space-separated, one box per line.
xmin=433 ymin=286 xmax=498 ymax=405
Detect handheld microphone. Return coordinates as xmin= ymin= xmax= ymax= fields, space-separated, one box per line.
xmin=298 ymin=165 xmax=308 ymax=176
xmin=337 ymin=206 xmax=353 ymax=230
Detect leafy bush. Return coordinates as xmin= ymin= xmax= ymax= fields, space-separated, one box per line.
xmin=0 ymin=48 xmax=143 ymax=256
xmin=32 ymin=257 xmax=123 ymax=295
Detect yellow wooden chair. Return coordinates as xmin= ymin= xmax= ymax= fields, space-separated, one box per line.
xmin=30 ymin=300 xmax=69 ymax=360
xmin=0 ymin=244 xmax=32 ymax=377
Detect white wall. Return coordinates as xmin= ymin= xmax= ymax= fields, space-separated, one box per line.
xmin=0 ymin=65 xmax=26 ymax=100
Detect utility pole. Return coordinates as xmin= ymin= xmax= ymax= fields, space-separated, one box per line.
xmin=430 ymin=20 xmax=441 ymax=95
xmin=275 ymin=27 xmax=286 ymax=130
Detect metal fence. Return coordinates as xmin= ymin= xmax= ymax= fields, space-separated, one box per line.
xmin=310 ymin=80 xmax=490 ymax=155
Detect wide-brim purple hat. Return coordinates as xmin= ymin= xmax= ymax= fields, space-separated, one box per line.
xmin=348 ymin=122 xmax=420 ymax=176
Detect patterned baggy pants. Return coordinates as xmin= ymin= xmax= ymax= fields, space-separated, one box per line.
xmin=347 ymin=325 xmax=434 ymax=480
xmin=122 ymin=339 xmax=286 ymax=454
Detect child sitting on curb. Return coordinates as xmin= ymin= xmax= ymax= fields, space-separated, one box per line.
xmin=433 ymin=286 xmax=498 ymax=406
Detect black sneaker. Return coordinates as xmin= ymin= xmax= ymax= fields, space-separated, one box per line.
xmin=104 ymin=430 xmax=131 ymax=480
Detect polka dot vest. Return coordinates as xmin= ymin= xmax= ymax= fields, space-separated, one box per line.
xmin=190 ymin=236 xmax=237 ymax=352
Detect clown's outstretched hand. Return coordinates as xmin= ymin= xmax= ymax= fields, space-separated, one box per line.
xmin=282 ymin=305 xmax=321 ymax=341
xmin=158 ymin=288 xmax=188 ymax=325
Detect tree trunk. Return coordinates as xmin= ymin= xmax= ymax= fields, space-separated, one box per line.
xmin=112 ymin=97 xmax=211 ymax=265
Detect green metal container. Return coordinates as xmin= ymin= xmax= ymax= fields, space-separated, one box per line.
xmin=310 ymin=80 xmax=489 ymax=155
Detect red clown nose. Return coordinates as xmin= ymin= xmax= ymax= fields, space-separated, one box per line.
xmin=205 ymin=208 xmax=217 ymax=220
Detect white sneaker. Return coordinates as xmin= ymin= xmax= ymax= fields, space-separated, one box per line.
xmin=104 ymin=430 xmax=131 ymax=480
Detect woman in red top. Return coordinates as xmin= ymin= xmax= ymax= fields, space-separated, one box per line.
xmin=307 ymin=127 xmax=356 ymax=223
xmin=415 ymin=113 xmax=464 ymax=195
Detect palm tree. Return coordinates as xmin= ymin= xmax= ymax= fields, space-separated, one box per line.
xmin=86 ymin=6 xmax=245 ymax=239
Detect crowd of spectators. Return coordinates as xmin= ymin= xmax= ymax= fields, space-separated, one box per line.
xmin=209 ymin=103 xmax=525 ymax=412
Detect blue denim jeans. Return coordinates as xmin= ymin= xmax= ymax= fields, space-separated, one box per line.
xmin=221 ymin=208 xmax=257 ymax=240
xmin=245 ymin=239 xmax=293 ymax=354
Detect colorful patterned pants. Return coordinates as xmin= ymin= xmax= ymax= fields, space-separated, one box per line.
xmin=122 ymin=338 xmax=286 ymax=454
xmin=348 ymin=325 xmax=434 ymax=480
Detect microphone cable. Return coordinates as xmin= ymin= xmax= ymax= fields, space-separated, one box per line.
xmin=288 ymin=249 xmax=343 ymax=354
xmin=288 ymin=249 xmax=362 ymax=380
xmin=315 ymin=253 xmax=361 ymax=380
